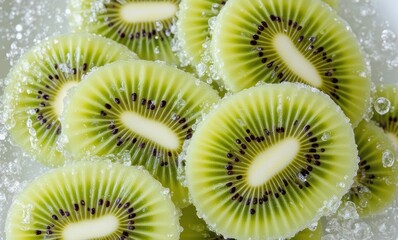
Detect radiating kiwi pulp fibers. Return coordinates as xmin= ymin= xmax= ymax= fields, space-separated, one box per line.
xmin=6 ymin=161 xmax=180 ymax=240
xmin=345 ymin=120 xmax=398 ymax=217
xmin=70 ymin=0 xmax=181 ymax=65
xmin=372 ymin=84 xmax=398 ymax=152
xmin=186 ymin=83 xmax=358 ymax=239
xmin=3 ymin=33 xmax=137 ymax=166
xmin=211 ymin=0 xmax=370 ymax=126
xmin=62 ymin=60 xmax=220 ymax=208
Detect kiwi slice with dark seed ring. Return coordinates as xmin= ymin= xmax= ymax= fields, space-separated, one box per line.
xmin=345 ymin=120 xmax=398 ymax=217
xmin=186 ymin=83 xmax=357 ymax=239
xmin=62 ymin=60 xmax=220 ymax=208
xmin=5 ymin=161 xmax=180 ymax=239
xmin=177 ymin=0 xmax=338 ymax=80
xmin=3 ymin=33 xmax=137 ymax=166
xmin=70 ymin=0 xmax=181 ymax=65
xmin=211 ymin=0 xmax=370 ymax=126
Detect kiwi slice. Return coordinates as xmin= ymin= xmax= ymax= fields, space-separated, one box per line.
xmin=70 ymin=0 xmax=181 ymax=65
xmin=372 ymin=84 xmax=398 ymax=152
xmin=62 ymin=60 xmax=220 ymax=208
xmin=186 ymin=83 xmax=358 ymax=239
xmin=6 ymin=161 xmax=180 ymax=239
xmin=210 ymin=0 xmax=370 ymax=126
xmin=177 ymin=0 xmax=338 ymax=77
xmin=346 ymin=120 xmax=398 ymax=216
xmin=3 ymin=33 xmax=137 ymax=166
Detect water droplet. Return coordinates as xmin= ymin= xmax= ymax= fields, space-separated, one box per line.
xmin=382 ymin=149 xmax=395 ymax=167
xmin=373 ymin=97 xmax=391 ymax=115
xmin=154 ymin=46 xmax=160 ymax=55
xmin=155 ymin=21 xmax=163 ymax=32
xmin=15 ymin=24 xmax=23 ymax=32
xmin=322 ymin=132 xmax=331 ymax=141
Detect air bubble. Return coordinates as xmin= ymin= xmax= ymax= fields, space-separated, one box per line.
xmin=373 ymin=97 xmax=391 ymax=115
xmin=337 ymin=201 xmax=359 ymax=220
xmin=211 ymin=3 xmax=220 ymax=14
xmin=15 ymin=24 xmax=23 ymax=31
xmin=154 ymin=46 xmax=160 ymax=55
xmin=155 ymin=21 xmax=163 ymax=32
xmin=382 ymin=149 xmax=395 ymax=167
xmin=321 ymin=132 xmax=331 ymax=141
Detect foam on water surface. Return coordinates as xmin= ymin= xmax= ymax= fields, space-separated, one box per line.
xmin=1 ymin=0 xmax=398 ymax=239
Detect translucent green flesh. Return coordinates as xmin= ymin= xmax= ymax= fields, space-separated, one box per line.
xmin=187 ymin=83 xmax=357 ymax=239
xmin=347 ymin=120 xmax=398 ymax=217
xmin=63 ymin=60 xmax=220 ymax=207
xmin=6 ymin=161 xmax=180 ymax=240
xmin=372 ymin=85 xmax=398 ymax=151
xmin=211 ymin=0 xmax=370 ymax=126
xmin=70 ymin=0 xmax=181 ymax=65
xmin=180 ymin=205 xmax=222 ymax=239
xmin=4 ymin=33 xmax=137 ymax=166
xmin=178 ymin=0 xmax=338 ymax=67
xmin=290 ymin=223 xmax=322 ymax=240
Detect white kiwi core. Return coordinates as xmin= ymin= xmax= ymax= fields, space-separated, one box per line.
xmin=62 ymin=215 xmax=118 ymax=240
xmin=54 ymin=81 xmax=79 ymax=118
xmin=273 ymin=33 xmax=323 ymax=88
xmin=119 ymin=2 xmax=177 ymax=23
xmin=121 ymin=111 xmax=180 ymax=150
xmin=247 ymin=138 xmax=300 ymax=187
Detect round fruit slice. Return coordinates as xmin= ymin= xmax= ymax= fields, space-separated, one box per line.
xmin=3 ymin=33 xmax=137 ymax=166
xmin=177 ymin=0 xmax=338 ymax=79
xmin=211 ymin=0 xmax=370 ymax=126
xmin=70 ymin=0 xmax=181 ymax=65
xmin=186 ymin=83 xmax=357 ymax=239
xmin=62 ymin=60 xmax=220 ymax=208
xmin=372 ymin=84 xmax=398 ymax=152
xmin=345 ymin=120 xmax=397 ymax=216
xmin=5 ymin=161 xmax=180 ymax=240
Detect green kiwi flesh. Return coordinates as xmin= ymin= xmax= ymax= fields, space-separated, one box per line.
xmin=290 ymin=223 xmax=322 ymax=240
xmin=70 ymin=0 xmax=181 ymax=65
xmin=3 ymin=33 xmax=137 ymax=166
xmin=5 ymin=161 xmax=180 ymax=240
xmin=180 ymin=204 xmax=322 ymax=239
xmin=372 ymin=84 xmax=398 ymax=152
xmin=345 ymin=120 xmax=398 ymax=216
xmin=211 ymin=0 xmax=370 ymax=126
xmin=180 ymin=204 xmax=224 ymax=239
xmin=186 ymin=83 xmax=357 ymax=239
xmin=177 ymin=0 xmax=338 ymax=74
xmin=322 ymin=0 xmax=340 ymax=10
xmin=62 ymin=60 xmax=220 ymax=208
